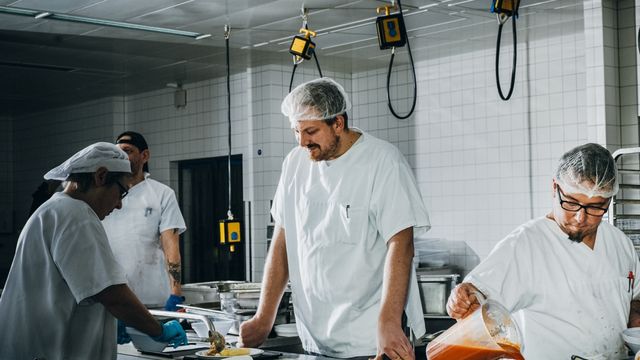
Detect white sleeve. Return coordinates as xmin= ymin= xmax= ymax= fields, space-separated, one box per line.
xmin=52 ymin=219 xmax=127 ymax=303
xmin=465 ymin=229 xmax=535 ymax=313
xmin=159 ymin=188 xmax=186 ymax=234
xmin=271 ymin=154 xmax=292 ymax=226
xmin=370 ymin=149 xmax=430 ymax=242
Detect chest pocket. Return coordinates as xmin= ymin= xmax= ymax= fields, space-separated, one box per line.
xmin=297 ymin=198 xmax=367 ymax=246
xmin=126 ymin=199 xmax=161 ymax=243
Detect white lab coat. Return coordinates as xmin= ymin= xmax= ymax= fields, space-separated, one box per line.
xmin=102 ymin=174 xmax=186 ymax=306
xmin=465 ymin=217 xmax=640 ymax=360
xmin=0 ymin=193 xmax=128 ymax=360
xmin=272 ymin=129 xmax=430 ymax=358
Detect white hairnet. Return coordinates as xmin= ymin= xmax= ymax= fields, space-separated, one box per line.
xmin=44 ymin=142 xmax=131 ymax=181
xmin=555 ymin=143 xmax=618 ymax=198
xmin=281 ymin=77 xmax=351 ymax=127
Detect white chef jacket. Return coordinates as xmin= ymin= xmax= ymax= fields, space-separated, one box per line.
xmin=272 ymin=129 xmax=431 ymax=358
xmin=0 ymin=193 xmax=128 ymax=360
xmin=102 ymin=174 xmax=186 ymax=306
xmin=465 ymin=217 xmax=640 ymax=360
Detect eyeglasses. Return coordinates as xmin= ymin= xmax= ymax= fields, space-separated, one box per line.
xmin=115 ymin=181 xmax=129 ymax=199
xmin=556 ymin=186 xmax=609 ymax=217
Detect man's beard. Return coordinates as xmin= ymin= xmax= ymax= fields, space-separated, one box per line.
xmin=308 ymin=135 xmax=340 ymax=161
xmin=567 ymin=231 xmax=584 ymax=243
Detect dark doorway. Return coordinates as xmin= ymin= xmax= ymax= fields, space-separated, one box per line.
xmin=179 ymin=154 xmax=244 ymax=283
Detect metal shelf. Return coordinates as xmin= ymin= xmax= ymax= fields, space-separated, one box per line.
xmin=423 ymin=314 xmax=453 ymax=319
xmin=620 ymin=184 xmax=640 ymax=189
xmin=611 ymin=148 xmax=640 ymax=255
xmin=614 ymin=199 xmax=640 ymax=205
xmin=613 ymin=214 xmax=640 ymax=219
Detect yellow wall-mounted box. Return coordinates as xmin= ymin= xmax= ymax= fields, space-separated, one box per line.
xmin=219 ymin=219 xmax=241 ymax=244
xmin=376 ymin=14 xmax=406 ymax=50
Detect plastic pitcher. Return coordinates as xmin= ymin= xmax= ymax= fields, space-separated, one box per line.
xmin=426 ymin=295 xmax=523 ymax=360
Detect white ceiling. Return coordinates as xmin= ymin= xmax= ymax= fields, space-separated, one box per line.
xmin=0 ymin=0 xmax=583 ymax=116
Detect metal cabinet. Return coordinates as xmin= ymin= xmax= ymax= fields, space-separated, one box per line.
xmin=609 ymin=147 xmax=640 ymax=255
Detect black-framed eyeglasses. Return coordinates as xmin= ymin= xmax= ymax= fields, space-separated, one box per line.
xmin=556 ymin=186 xmax=609 ymax=217
xmin=115 ymin=181 xmax=129 ymax=199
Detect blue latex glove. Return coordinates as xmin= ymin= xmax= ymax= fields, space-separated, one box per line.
xmin=152 ymin=320 xmax=188 ymax=348
xmin=164 ymin=294 xmax=185 ymax=311
xmin=117 ymin=320 xmax=131 ymax=344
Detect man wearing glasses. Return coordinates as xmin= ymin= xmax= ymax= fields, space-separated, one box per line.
xmin=0 ymin=142 xmax=187 ymax=359
xmin=446 ymin=143 xmax=640 ymax=359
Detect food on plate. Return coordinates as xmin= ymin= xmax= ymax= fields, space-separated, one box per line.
xmin=206 ymin=347 xmax=251 ymax=356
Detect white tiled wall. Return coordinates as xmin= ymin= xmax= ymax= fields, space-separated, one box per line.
xmin=11 ymin=97 xmax=122 ymax=229
xmin=4 ymin=0 xmax=638 ymax=281
xmin=352 ymin=29 xmax=589 ymax=269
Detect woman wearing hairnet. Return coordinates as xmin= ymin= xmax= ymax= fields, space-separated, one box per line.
xmin=0 ymin=142 xmax=187 ymax=359
xmin=239 ymin=78 xmax=430 ymax=360
xmin=446 ymin=143 xmax=640 ymax=359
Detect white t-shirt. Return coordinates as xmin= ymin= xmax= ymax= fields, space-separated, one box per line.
xmin=0 ymin=192 xmax=128 ymax=360
xmin=103 ymin=175 xmax=186 ymax=306
xmin=272 ymin=129 xmax=431 ymax=358
xmin=466 ymin=217 xmax=640 ymax=360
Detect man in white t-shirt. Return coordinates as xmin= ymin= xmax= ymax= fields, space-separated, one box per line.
xmin=446 ymin=143 xmax=640 ymax=359
xmin=239 ymin=78 xmax=430 ymax=360
xmin=102 ymin=131 xmax=186 ymax=311
xmin=0 ymin=142 xmax=187 ymax=360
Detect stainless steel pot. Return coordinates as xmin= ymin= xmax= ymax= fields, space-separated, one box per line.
xmin=417 ymin=273 xmax=460 ymax=315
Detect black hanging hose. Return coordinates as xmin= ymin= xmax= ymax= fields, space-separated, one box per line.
xmin=289 ymin=50 xmax=323 ymax=92
xmin=495 ymin=16 xmax=517 ymax=101
xmin=289 ymin=63 xmax=298 ymax=93
xmin=385 ymin=0 xmax=417 ymax=120
xmin=225 ymin=26 xmax=233 ymax=219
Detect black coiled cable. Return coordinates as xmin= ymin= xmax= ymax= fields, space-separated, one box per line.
xmin=495 ymin=16 xmax=517 ymax=101
xmin=386 ymin=0 xmax=417 ymax=120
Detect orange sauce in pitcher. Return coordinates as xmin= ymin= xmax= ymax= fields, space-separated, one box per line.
xmin=426 ymin=341 xmax=524 ymax=360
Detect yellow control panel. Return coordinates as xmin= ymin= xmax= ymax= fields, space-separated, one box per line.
xmin=376 ymin=13 xmax=406 ymax=50
xmin=219 ymin=220 xmax=241 ymax=244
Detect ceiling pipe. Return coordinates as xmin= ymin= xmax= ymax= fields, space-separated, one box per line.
xmin=0 ymin=5 xmax=211 ymax=40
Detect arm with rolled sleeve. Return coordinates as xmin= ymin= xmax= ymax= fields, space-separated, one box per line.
xmin=375 ymin=227 xmax=416 ymax=360
xmin=369 ymin=147 xmax=430 ymax=360
xmin=161 ymin=228 xmax=184 ymax=309
xmin=239 ymin=224 xmax=289 ymax=348
xmin=157 ymin=184 xmax=186 ymax=309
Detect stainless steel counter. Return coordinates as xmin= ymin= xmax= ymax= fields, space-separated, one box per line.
xmin=117 ymin=335 xmax=304 ymax=360
xmin=117 ymin=342 xmax=326 ymax=360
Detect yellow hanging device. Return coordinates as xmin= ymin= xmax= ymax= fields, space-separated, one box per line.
xmin=219 ymin=219 xmax=241 ymax=244
xmin=491 ymin=0 xmax=520 ymax=22
xmin=376 ymin=5 xmax=406 ymax=50
xmin=219 ymin=24 xmax=242 ymax=253
xmin=289 ymin=28 xmax=317 ymax=61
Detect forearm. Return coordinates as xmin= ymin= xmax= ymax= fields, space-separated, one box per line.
xmin=255 ymin=224 xmax=289 ymax=324
xmin=161 ymin=229 xmax=182 ymax=295
xmin=380 ymin=227 xmax=414 ymax=327
xmin=629 ymin=300 xmax=640 ymax=327
xmin=94 ymin=284 xmax=162 ymax=337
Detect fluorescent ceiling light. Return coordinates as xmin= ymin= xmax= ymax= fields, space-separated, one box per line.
xmin=34 ymin=12 xmax=51 ymax=19
xmin=521 ymin=0 xmax=558 ymax=9
xmin=0 ymin=5 xmax=211 ymax=40
xmin=448 ymin=0 xmax=476 ymax=6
